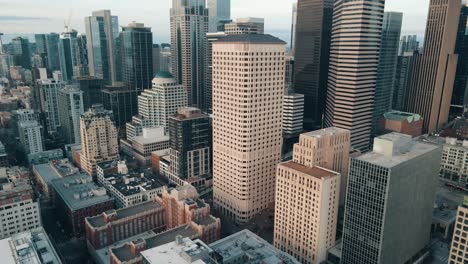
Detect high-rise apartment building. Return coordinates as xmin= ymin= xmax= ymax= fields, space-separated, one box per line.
xmin=170 ymin=0 xmax=208 ymax=109
xmin=449 ymin=199 xmax=468 ymax=264
xmin=58 ymin=29 xmax=78 ymax=81
xmin=75 ymin=34 xmax=89 ymax=77
xmin=11 ymin=37 xmax=31 ymax=69
xmin=324 ymin=0 xmax=385 ymax=151
xmin=168 ymin=107 xmax=211 ymax=185
xmin=294 ymin=0 xmax=333 ymax=130
xmin=207 ymin=0 xmax=231 ymax=32
xmin=120 ymin=22 xmax=153 ymax=92
xmin=58 ymin=86 xmax=84 ymax=144
xmin=37 ymin=79 xmax=65 ymax=134
xmin=341 ymin=133 xmax=442 ymax=264
xmin=224 ymin=17 xmax=264 ymax=35
xmin=450 ymin=4 xmax=468 ymax=115
xmin=293 ymin=127 xmax=350 ymax=205
xmin=405 ymin=0 xmax=461 ymax=133
xmin=85 ymin=10 xmax=120 ymax=85
xmin=399 ymin=35 xmax=419 ymax=55
xmin=18 ymin=121 xmax=44 ymax=155
xmin=80 ymin=104 xmax=119 ymax=177
xmin=372 ymin=12 xmax=403 ymax=133
xmin=212 ymin=34 xmax=285 ymax=224
xmin=137 ymin=72 xmax=188 ymax=129
xmin=274 ymin=162 xmax=339 ymax=264
xmin=290 ymin=3 xmax=297 ymax=53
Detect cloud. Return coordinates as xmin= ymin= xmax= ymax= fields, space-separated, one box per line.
xmin=0 ymin=16 xmax=51 ymax=21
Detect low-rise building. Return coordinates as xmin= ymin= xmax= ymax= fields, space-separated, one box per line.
xmin=51 ymin=173 xmax=114 ymax=237
xmin=0 ymin=227 xmax=62 ymax=264
xmin=85 ymin=201 xmax=166 ymax=250
xmin=0 ymin=167 xmax=41 ymax=239
xmin=380 ymin=111 xmax=423 ymax=137
xmin=97 ymin=160 xmax=165 ymax=208
xmin=32 ymin=159 xmax=78 ymax=202
xmin=210 ymin=229 xmax=300 ymax=264
xmin=121 ymin=127 xmax=170 ymax=166
xmin=27 ymin=149 xmax=64 ymax=166
xmin=440 ymin=138 xmax=468 ymax=190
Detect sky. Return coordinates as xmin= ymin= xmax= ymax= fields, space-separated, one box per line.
xmin=0 ymin=0 xmax=430 ymax=44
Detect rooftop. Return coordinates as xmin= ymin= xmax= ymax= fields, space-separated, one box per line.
xmin=105 ymin=170 xmax=165 ymax=197
xmin=209 ymin=229 xmax=300 ymax=264
xmin=383 ymin=110 xmax=422 ymax=123
xmin=154 ymin=71 xmax=173 ymax=79
xmin=300 ymin=127 xmax=350 ymax=138
xmin=356 ymin=133 xmax=441 ymax=168
xmin=33 ymin=163 xmax=62 ymax=184
xmin=280 ymin=162 xmax=339 ymax=179
xmin=86 ymin=201 xmax=163 ymax=228
xmin=141 ymin=237 xmax=214 ymax=264
xmin=216 ymin=34 xmax=286 ymax=45
xmin=0 ymin=227 xmax=62 ymax=264
xmin=51 ymin=174 xmax=113 ymax=211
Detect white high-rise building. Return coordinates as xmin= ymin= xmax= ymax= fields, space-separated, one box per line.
xmin=324 ymin=0 xmax=385 ymax=151
xmin=212 ymin=34 xmax=285 ymax=224
xmin=18 ymin=121 xmax=44 ymax=155
xmin=137 ymin=72 xmax=188 ymax=129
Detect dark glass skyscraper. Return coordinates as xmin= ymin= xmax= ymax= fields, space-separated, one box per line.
xmin=11 ymin=37 xmax=31 ymax=69
xmin=399 ymin=35 xmax=419 ymax=55
xmin=171 ymin=0 xmax=208 ymax=109
xmin=450 ymin=4 xmax=468 ymax=115
xmin=75 ymin=76 xmax=104 ymax=111
xmin=293 ymin=0 xmax=333 ymax=130
xmin=101 ymin=85 xmax=138 ymax=130
xmin=85 ymin=10 xmax=120 ymax=85
xmin=120 ymin=22 xmax=153 ymax=92
xmin=46 ymin=33 xmax=60 ymax=71
xmin=372 ymin=12 xmax=403 ymax=133
xmin=58 ymin=29 xmax=78 ymax=81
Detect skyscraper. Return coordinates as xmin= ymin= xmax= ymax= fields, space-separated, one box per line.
xmin=404 ymin=0 xmax=461 ymax=133
xmin=294 ymin=0 xmax=333 ymax=130
xmin=75 ymin=34 xmax=89 ymax=77
xmin=58 ymin=86 xmax=84 ymax=144
xmin=58 ymin=29 xmax=78 ymax=81
xmin=37 ymin=79 xmax=65 ymax=134
xmin=372 ymin=12 xmax=403 ymax=133
xmin=212 ymin=35 xmax=285 ymax=224
xmin=11 ymin=37 xmax=31 ymax=69
xmin=46 ymin=33 xmax=60 ymax=71
xmin=120 ymin=22 xmax=153 ymax=92
xmin=85 ymin=10 xmax=120 ymax=85
xmin=283 ymin=92 xmax=304 ymax=135
xmin=75 ymin=76 xmax=104 ymax=111
xmin=34 ymin=34 xmax=48 ymax=68
xmin=80 ymin=104 xmax=119 ymax=177
xmin=449 ymin=199 xmax=468 ymax=264
xmin=168 ymin=107 xmax=211 ymax=185
xmin=324 ymin=0 xmax=385 ymax=151
xmin=18 ymin=121 xmax=44 ymax=155
xmin=170 ymin=0 xmax=208 ymax=109
xmin=392 ymin=52 xmax=415 ymax=111
xmin=399 ymin=35 xmax=419 ymax=55
xmin=101 ymin=85 xmax=138 ymax=129
xmin=293 ymin=127 xmax=350 ymax=204
xmin=341 ymin=133 xmax=442 ymax=264
xmin=152 ymin=44 xmax=161 ymax=76
xmin=450 ymin=4 xmax=468 ymax=115
xmin=290 ymin=3 xmax=297 ymax=53
xmin=224 ymin=17 xmax=264 ymax=35
xmin=205 ymin=32 xmax=226 ymax=114
xmin=207 ymin=0 xmax=231 ymax=32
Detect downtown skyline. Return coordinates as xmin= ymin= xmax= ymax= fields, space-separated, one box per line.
xmin=0 ymin=0 xmax=429 ymax=44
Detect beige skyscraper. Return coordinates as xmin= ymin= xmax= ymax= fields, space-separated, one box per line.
xmin=212 ymin=34 xmax=285 ymax=224
xmin=293 ymin=127 xmax=350 ymax=205
xmin=449 ymin=200 xmax=468 ymax=264
xmin=80 ymin=104 xmax=119 ymax=177
xmin=404 ymin=0 xmax=460 ymax=133
xmin=324 ymin=0 xmax=385 ymax=151
xmin=274 ymin=162 xmax=340 ymax=264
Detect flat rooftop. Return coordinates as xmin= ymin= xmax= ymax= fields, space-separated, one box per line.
xmin=51 ymin=174 xmax=113 ymax=211
xmin=33 ymin=163 xmax=62 ymax=184
xmin=300 ymin=127 xmax=349 ymax=138
xmin=141 ymin=237 xmax=213 ymax=264
xmin=87 ymin=201 xmax=163 ymax=228
xmin=106 ymin=171 xmax=165 ymax=196
xmin=209 ymin=229 xmax=300 ymax=264
xmin=281 ymin=161 xmax=338 ymax=179
xmin=357 ymin=133 xmax=441 ymax=168
xmin=216 ymin=34 xmax=285 ymax=44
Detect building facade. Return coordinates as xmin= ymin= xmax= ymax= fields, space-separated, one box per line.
xmin=212 ymin=34 xmax=285 ymax=224
xmin=404 ymin=0 xmax=461 ymax=133
xmin=80 ymin=104 xmax=119 ymax=177
xmin=450 ymin=4 xmax=468 ymax=115
xmin=170 ymin=0 xmax=208 ymax=109
xmin=18 ymin=121 xmax=44 ymax=155
xmin=324 ymin=0 xmax=385 ymax=151
xmin=37 ymin=79 xmax=65 ymax=134
xmin=207 ymin=0 xmax=231 ymax=32
xmin=449 ymin=200 xmax=468 ymax=264
xmin=224 ymin=17 xmax=264 ymax=35
xmin=341 ymin=133 xmax=442 ymax=264
xmin=283 ymin=92 xmax=304 ymax=135
xmin=58 ymin=86 xmax=84 ymax=144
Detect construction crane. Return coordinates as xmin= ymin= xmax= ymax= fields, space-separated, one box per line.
xmin=64 ymin=10 xmax=73 ymax=32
